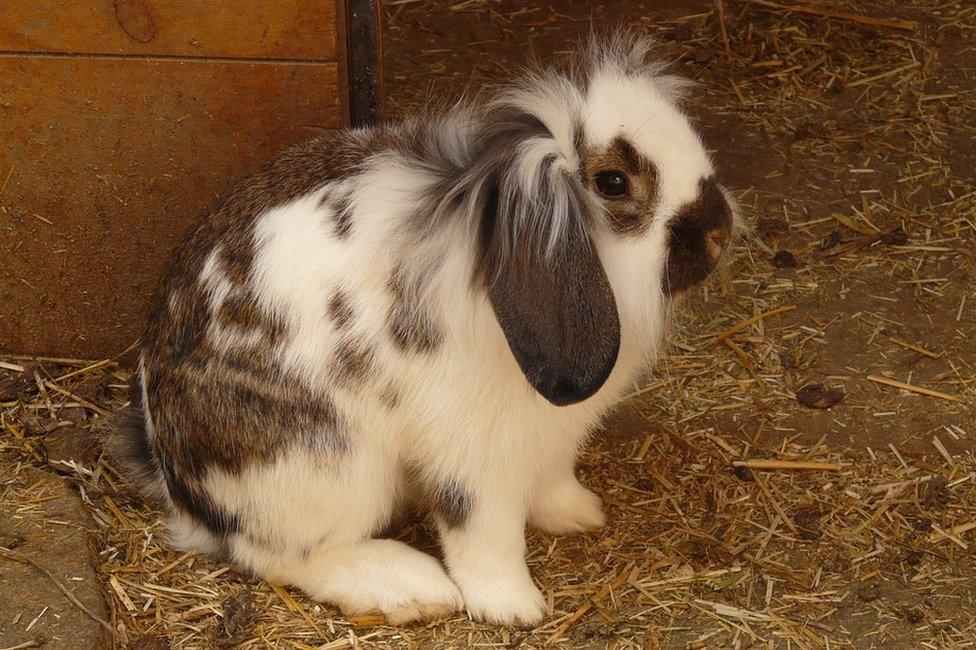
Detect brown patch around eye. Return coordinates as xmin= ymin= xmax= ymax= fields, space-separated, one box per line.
xmin=580 ymin=136 xmax=658 ymax=236
xmin=611 ymin=137 xmax=655 ymax=177
xmin=603 ymin=203 xmax=645 ymax=235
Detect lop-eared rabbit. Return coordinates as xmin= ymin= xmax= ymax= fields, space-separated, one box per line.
xmin=112 ymin=33 xmax=736 ymax=625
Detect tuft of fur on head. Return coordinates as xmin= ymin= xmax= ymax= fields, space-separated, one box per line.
xmin=580 ymin=29 xmax=695 ymax=102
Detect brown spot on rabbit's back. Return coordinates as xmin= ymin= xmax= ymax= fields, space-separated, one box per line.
xmin=327 ymin=290 xmax=355 ymax=330
xmin=320 ymin=190 xmax=354 ymax=239
xmin=378 ymin=384 xmax=401 ymax=409
xmin=165 ymin=288 xmax=213 ymax=367
xmin=219 ymin=292 xmax=286 ymax=342
xmin=218 ymin=293 xmax=261 ymax=330
xmin=387 ymin=269 xmax=443 ymax=354
xmin=156 ymin=360 xmax=344 ymax=461
xmin=219 ymin=237 xmax=256 ymax=286
xmin=332 ymin=339 xmax=376 ymax=388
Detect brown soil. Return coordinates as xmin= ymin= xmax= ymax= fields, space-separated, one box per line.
xmin=0 ymin=466 xmax=111 ymax=649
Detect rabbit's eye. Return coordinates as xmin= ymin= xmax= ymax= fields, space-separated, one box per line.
xmin=594 ymin=170 xmax=629 ymax=198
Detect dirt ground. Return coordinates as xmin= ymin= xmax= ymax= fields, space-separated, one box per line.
xmin=1 ymin=1 xmax=975 ymax=648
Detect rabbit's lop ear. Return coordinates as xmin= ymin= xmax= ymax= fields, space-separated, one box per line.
xmin=481 ymin=167 xmax=621 ymax=407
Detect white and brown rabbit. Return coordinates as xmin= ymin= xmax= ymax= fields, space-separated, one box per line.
xmin=111 ymin=32 xmax=736 ymax=626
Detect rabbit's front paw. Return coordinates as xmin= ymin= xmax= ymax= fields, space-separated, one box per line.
xmin=301 ymin=540 xmax=463 ymax=625
xmin=371 ymin=551 xmax=465 ymax=625
xmin=457 ymin=569 xmax=547 ymax=626
xmin=529 ymin=479 xmax=605 ymax=535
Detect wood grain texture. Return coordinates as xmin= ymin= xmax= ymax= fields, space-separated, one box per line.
xmin=0 ymin=0 xmax=337 ymax=61
xmin=0 ymin=57 xmax=341 ymax=357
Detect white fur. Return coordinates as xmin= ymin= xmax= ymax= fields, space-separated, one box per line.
xmin=155 ymin=37 xmax=728 ymax=626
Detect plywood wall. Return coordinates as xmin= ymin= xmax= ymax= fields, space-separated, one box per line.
xmin=0 ymin=1 xmax=348 ymax=358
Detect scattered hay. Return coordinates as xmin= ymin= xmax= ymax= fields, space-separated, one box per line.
xmin=2 ymin=328 xmax=973 ymax=648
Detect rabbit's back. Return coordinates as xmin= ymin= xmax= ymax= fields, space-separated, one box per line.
xmin=132 ymin=130 xmax=411 ymax=533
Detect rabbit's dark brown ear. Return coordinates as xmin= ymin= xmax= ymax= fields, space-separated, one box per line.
xmin=483 ymin=182 xmax=621 ymax=406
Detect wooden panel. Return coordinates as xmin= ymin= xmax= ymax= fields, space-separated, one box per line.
xmin=0 ymin=57 xmax=340 ymax=357
xmin=0 ymin=0 xmax=337 ymax=61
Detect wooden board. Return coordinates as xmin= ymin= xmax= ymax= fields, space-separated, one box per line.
xmin=0 ymin=0 xmax=337 ymax=61
xmin=0 ymin=56 xmax=341 ymax=357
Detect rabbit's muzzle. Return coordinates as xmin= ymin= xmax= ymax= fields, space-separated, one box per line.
xmin=663 ymin=178 xmax=733 ymax=295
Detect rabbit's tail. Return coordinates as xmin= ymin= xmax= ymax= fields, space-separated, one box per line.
xmin=104 ymin=363 xmax=168 ymax=503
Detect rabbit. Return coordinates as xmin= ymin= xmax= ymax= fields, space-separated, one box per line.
xmin=110 ymin=31 xmax=737 ymax=626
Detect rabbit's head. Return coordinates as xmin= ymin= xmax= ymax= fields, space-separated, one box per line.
xmin=440 ymin=33 xmax=736 ymax=406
